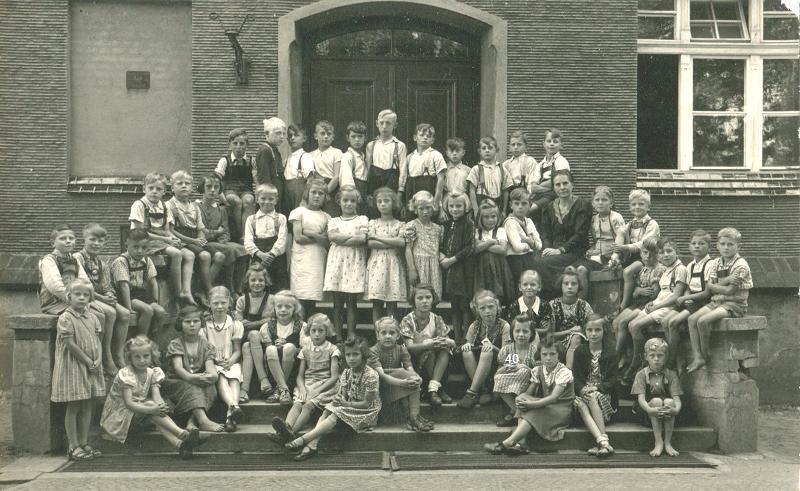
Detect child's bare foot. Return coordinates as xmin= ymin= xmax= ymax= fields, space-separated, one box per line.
xmin=649 ymin=442 xmax=663 ymax=457
xmin=686 ymin=359 xmax=705 ymax=373
xmin=664 ymin=444 xmax=680 ymax=456
xmin=197 ymin=421 xmax=224 ymax=432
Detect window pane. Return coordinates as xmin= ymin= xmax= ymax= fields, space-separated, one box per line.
xmin=393 ymin=30 xmax=468 ymax=57
xmin=764 ymin=16 xmax=800 ymax=40
xmin=764 ymin=0 xmax=794 ymax=12
xmin=639 ymin=0 xmax=674 ymax=10
xmin=764 ymin=59 xmax=800 ymax=111
xmin=693 ymin=116 xmax=745 ymax=166
xmin=693 ymin=59 xmax=745 ymax=111
xmin=691 ymin=1 xmax=713 ymax=20
xmin=638 ymin=55 xmax=679 ymax=169
xmin=717 ymin=23 xmax=744 ymax=38
xmin=691 ymin=22 xmax=716 ymax=37
xmin=639 ymin=16 xmax=676 ymax=39
xmin=763 ymin=116 xmax=800 ymax=166
xmin=313 ymin=30 xmax=392 ymax=57
xmin=713 ymin=2 xmax=739 ymax=20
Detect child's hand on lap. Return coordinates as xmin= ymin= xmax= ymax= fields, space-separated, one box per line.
xmin=480 ymin=340 xmax=494 ymax=353
xmin=460 ymin=342 xmax=473 ymax=352
xmin=274 ymin=338 xmax=286 ymax=348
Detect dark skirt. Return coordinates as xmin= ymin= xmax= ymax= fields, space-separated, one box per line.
xmin=506 ymin=252 xmax=536 ymax=288
xmin=161 ymin=378 xmax=217 ymax=415
xmin=444 ymin=257 xmax=475 ymax=301
xmin=475 ymin=252 xmax=515 ymax=305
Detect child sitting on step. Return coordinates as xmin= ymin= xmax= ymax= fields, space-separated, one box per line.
xmin=631 ymin=337 xmax=682 ymax=457
xmin=503 ymin=270 xmax=552 ymax=338
xmin=237 ymin=264 xmax=271 ymax=403
xmin=484 ymin=335 xmax=574 ymax=456
xmin=493 ymin=315 xmax=540 ymax=427
xmin=549 ymin=266 xmax=594 ymax=370
xmin=100 ymin=336 xmax=204 ymax=459
xmin=457 ymin=290 xmax=511 ymax=409
xmin=370 ymin=317 xmax=433 ymax=432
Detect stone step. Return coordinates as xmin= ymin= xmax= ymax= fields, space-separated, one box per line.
xmin=91 ymin=423 xmax=716 ymax=455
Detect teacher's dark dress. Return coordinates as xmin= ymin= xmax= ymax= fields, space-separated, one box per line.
xmin=530 ymin=198 xmax=592 ymax=300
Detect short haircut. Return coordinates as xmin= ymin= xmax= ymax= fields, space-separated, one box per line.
xmin=551 ymin=169 xmax=574 ymax=185
xmin=243 ymin=263 xmax=269 ymax=291
xmin=657 ymin=236 xmax=678 ymax=253
xmin=645 ymin=337 xmax=668 ymax=354
xmin=346 ymin=120 xmax=367 ymax=136
xmin=519 ymin=269 xmax=541 ymax=286
xmin=509 ymin=130 xmax=528 ymax=146
xmin=479 ymin=136 xmax=498 ymax=150
xmin=544 ymin=128 xmax=563 ymax=141
xmin=306 ymin=313 xmax=334 ymax=337
xmin=127 ymin=228 xmax=149 ymax=243
xmin=170 ymin=170 xmax=192 ymax=183
xmin=341 ymin=336 xmax=372 ymax=368
xmin=717 ymin=227 xmax=742 ymax=244
xmin=442 ymin=191 xmax=470 ymax=213
xmin=123 ymin=335 xmax=160 ymax=367
xmin=556 ymin=265 xmax=582 ymax=294
xmin=476 ymin=199 xmax=500 ymax=232
xmin=690 ymin=229 xmax=712 ymax=244
xmin=82 ymin=223 xmax=107 ymax=239
xmin=256 ymin=183 xmax=279 ymax=197
xmin=509 ymin=187 xmax=530 ymax=203
xmin=409 ymin=190 xmax=435 ymax=211
xmin=287 ymin=124 xmax=306 ymax=139
xmin=376 ymin=109 xmax=397 ymax=122
xmin=538 ymin=333 xmax=562 ymax=356
xmin=371 ymin=186 xmax=401 ymax=215
xmin=229 ymin=128 xmax=248 ymax=142
xmin=50 ymin=224 xmax=74 ymax=241
xmin=336 ymin=184 xmax=362 ymax=205
xmin=592 ymin=185 xmax=614 ymax=205
xmin=446 ymin=137 xmax=465 ymax=152
xmin=374 ymin=316 xmax=400 ymax=334
xmin=263 ymin=117 xmax=287 ymax=133
xmin=408 ymin=283 xmax=439 ymax=308
xmin=628 ymin=189 xmax=651 ymax=205
xmin=642 ymin=236 xmax=659 ymax=256
xmin=415 ymin=123 xmax=435 ymax=137
xmin=143 ymin=172 xmax=168 ymax=188
xmin=66 ymin=278 xmax=93 ymax=297
xmin=175 ymin=304 xmax=205 ymax=332
xmin=315 ymin=120 xmax=334 ymax=134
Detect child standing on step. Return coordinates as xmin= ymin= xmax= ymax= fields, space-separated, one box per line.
xmin=284 ymin=337 xmax=382 ymax=461
xmin=323 ymin=185 xmax=369 ymax=341
xmin=40 ymin=225 xmax=90 ymax=316
xmin=365 ymin=187 xmax=407 ymax=322
xmin=440 ymin=191 xmax=475 ymax=343
xmin=270 ymin=313 xmax=340 ymax=445
xmin=573 ymin=314 xmax=619 ymax=458
xmin=111 ymin=228 xmax=167 ymax=338
xmin=501 ymin=131 xmax=536 ymax=214
xmin=309 ymin=120 xmax=344 ymax=217
xmin=203 ymin=286 xmax=245 ymax=433
xmin=370 ymin=317 xmax=433 ymax=432
xmin=473 ymin=199 xmax=515 ymax=306
xmin=484 ymin=336 xmax=574 ymax=456
xmin=527 ymin=129 xmax=570 ymax=220
xmin=632 ymin=337 xmax=682 ymax=457
xmin=100 ymin=336 xmax=204 ymax=459
xmin=283 ymin=124 xmax=315 ymax=212
xmin=338 ymin=121 xmax=369 ymax=215
xmin=468 ymin=136 xmax=506 ymax=219
xmin=686 ymin=228 xmax=752 ymax=374
xmin=237 ymin=264 xmax=271 ymax=403
xmin=215 ymin=128 xmax=257 ymax=241
xmin=441 ymin=137 xmax=471 ymax=221
xmin=52 ymin=278 xmax=106 ymax=461
xmin=366 ymin=109 xmax=407 ymax=202
xmin=458 ymin=290 xmax=511 ymax=409
xmin=256 ymin=117 xmax=287 ymax=213
xmin=400 ymin=123 xmax=446 ymax=218
xmin=549 ymin=267 xmax=594 ymax=370
xmin=289 ymin=178 xmax=330 ymax=315
xmin=399 ymin=284 xmax=456 ymax=406
xmin=493 ymin=315 xmax=540 ymax=427
xmin=404 ymin=191 xmax=443 ymax=299
xmin=256 ymin=290 xmax=306 ymax=404
xmin=503 ymin=270 xmax=552 ymax=338
xmin=244 ymin=183 xmax=289 ymax=291
xmin=503 ymin=188 xmax=542 ymax=288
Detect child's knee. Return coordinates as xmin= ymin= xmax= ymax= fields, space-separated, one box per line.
xmin=115 ymin=304 xmax=130 ymax=323
xmin=226 ymin=193 xmax=242 ymax=207
xmin=138 ymin=303 xmax=154 ymax=317
xmin=265 ymin=345 xmax=280 ymax=361
xmin=648 ymin=397 xmax=664 ymax=408
xmin=242 ymin=194 xmax=255 ymax=207
xmin=247 ymin=330 xmax=261 ymax=344
xmin=165 ymin=247 xmax=181 ymax=259
xmin=198 ymin=251 xmax=211 ymax=263
xmin=181 ymin=249 xmax=195 ymax=261
xmin=152 ymin=304 xmax=167 ymax=318
xmin=213 ymin=252 xmax=226 ymax=263
xmin=663 ymin=398 xmax=675 ymax=408
xmin=282 ymin=343 xmax=297 ymax=357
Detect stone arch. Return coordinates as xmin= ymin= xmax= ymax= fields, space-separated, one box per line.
xmin=278 ymin=0 xmax=507 ymax=152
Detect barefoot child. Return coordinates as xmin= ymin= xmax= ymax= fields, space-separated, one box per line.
xmin=473 ymin=199 xmax=515 ymax=305
xmin=244 ymin=183 xmax=289 ymax=291
xmin=100 ymin=336 xmax=204 ymax=459
xmin=237 ymin=264 xmax=271 ymax=403
xmin=161 ymin=305 xmax=224 ymax=433
xmin=458 ymin=290 xmax=511 ymax=409
xmin=503 ymin=270 xmax=552 ymax=338
xmin=399 ymin=284 xmax=456 ymax=405
xmin=484 ymin=336 xmax=574 ymax=456
xmin=440 ymin=191 xmax=475 ymax=343
xmin=365 ymin=187 xmax=407 ymax=322
xmin=370 ymin=317 xmax=433 ymax=432
xmin=404 ymin=191 xmax=443 ymax=298
xmin=129 ymin=172 xmax=196 ymax=305
xmin=573 ymin=315 xmax=619 ymax=457
xmin=214 ymin=128 xmax=257 ymax=240
xmin=288 ymin=178 xmax=330 ymax=315
xmin=283 ymin=124 xmax=315 ymax=211
xmin=256 ymin=290 xmax=306 ymax=404
xmin=270 ymin=314 xmax=340 ymax=444
xmin=284 ymin=337 xmax=381 ymax=461
xmin=549 ymin=267 xmax=594 ymax=370
xmin=468 ymin=136 xmax=506 ymax=218
xmin=203 ymin=286 xmax=245 ymax=432
xmin=494 ymin=315 xmax=540 ymax=427
xmin=111 ymin=229 xmax=167 ymax=337
xmin=51 ymin=279 xmax=106 ymax=461
xmin=632 ymin=338 xmax=682 ymax=457
xmin=323 ymin=185 xmax=369 ymax=340
xmin=686 ymin=228 xmax=753 ymax=373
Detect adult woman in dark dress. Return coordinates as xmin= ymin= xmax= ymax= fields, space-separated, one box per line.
xmin=530 ymin=170 xmax=592 ymax=300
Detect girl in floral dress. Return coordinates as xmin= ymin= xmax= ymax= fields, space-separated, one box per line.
xmin=494 ymin=315 xmax=540 ymax=427
xmin=365 ymin=187 xmax=407 ymax=322
xmin=284 ymin=337 xmax=381 ymax=461
xmin=404 ymin=190 xmax=443 ymax=299
xmin=549 ymin=267 xmax=594 ymax=369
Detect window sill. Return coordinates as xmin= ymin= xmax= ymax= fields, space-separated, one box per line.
xmin=67 ymin=177 xmax=143 ymax=194
xmin=636 ymin=169 xmax=800 ymax=196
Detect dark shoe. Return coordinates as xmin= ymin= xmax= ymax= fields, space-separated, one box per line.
xmin=484 ymin=442 xmax=507 ymax=455
xmin=266 ymin=432 xmax=284 ymax=445
xmin=504 ymin=443 xmax=530 ymax=456
xmin=457 ymin=391 xmax=478 ymax=409
xmin=294 ymin=446 xmax=317 ymax=461
xmin=439 ymin=390 xmax=453 ymax=404
xmin=279 ymin=389 xmax=292 ymax=406
xmin=230 ymin=405 xmax=244 ymax=424
xmin=496 ymin=413 xmax=517 ymax=427
xmin=428 ymin=391 xmax=443 ymax=406
xmin=224 ymin=416 xmax=236 ymax=433
xmin=271 ymin=417 xmax=297 ymax=444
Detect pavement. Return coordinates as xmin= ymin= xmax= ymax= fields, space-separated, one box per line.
xmin=0 ymin=402 xmax=797 ymax=490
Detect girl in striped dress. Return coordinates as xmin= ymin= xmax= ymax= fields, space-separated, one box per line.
xmin=493 ymin=315 xmax=540 ymax=427
xmin=51 ymin=279 xmax=106 ymax=461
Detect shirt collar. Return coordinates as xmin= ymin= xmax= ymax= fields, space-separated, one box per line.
xmin=291 ymin=148 xmax=305 ymax=157
xmin=377 ymin=136 xmax=399 ymax=145
xmin=310 ymin=340 xmax=330 ymax=352
xmin=255 ymin=209 xmax=276 ymax=219
xmin=479 ymin=161 xmax=498 ymax=167
xmin=632 ymin=214 xmax=651 ymax=224
xmin=518 ymin=296 xmax=540 ymax=315
xmin=66 ymin=307 xmax=90 ymax=319
xmin=140 ymin=196 xmax=162 ymax=209
xmin=230 ymin=152 xmax=248 ymax=162
xmin=347 ymin=147 xmax=364 ymax=157
xmin=415 ymin=147 xmax=432 ymax=156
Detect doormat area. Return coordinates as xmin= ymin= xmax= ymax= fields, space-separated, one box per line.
xmin=391 ymin=452 xmax=716 ymax=471
xmin=60 ymin=451 xmax=388 ymax=472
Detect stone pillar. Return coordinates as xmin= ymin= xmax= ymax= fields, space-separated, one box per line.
xmin=684 ymin=317 xmax=766 ymax=454
xmin=10 ymin=315 xmax=62 ymax=453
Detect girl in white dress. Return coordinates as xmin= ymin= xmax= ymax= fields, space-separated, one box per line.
xmin=288 ymin=178 xmax=331 ymax=314
xmin=202 ymin=286 xmax=244 ymax=432
xmin=323 ymin=185 xmax=368 ymax=340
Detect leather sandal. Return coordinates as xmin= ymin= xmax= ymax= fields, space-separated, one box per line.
xmin=294 ymin=445 xmax=317 ymax=461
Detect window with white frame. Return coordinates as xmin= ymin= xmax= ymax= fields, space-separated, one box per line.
xmin=637 ymin=0 xmax=800 ymax=170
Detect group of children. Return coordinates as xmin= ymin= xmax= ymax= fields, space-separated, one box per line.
xmin=41 ymin=108 xmax=753 ymax=462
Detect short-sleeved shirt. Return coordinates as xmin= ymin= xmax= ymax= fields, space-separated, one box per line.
xmin=298 ymin=341 xmax=341 ymax=384
xmin=340 ymin=147 xmax=368 ymax=183
xmin=167 ymin=197 xmax=205 ymax=231
xmin=129 ymin=197 xmax=174 ymax=230
xmin=464 ymin=318 xmax=511 ymax=348
xmin=590 ymin=211 xmax=625 ymax=255
xmin=399 ymin=312 xmax=451 ymax=345
xmin=310 ymin=147 xmax=343 ymax=180
xmin=165 ymin=336 xmax=216 ymax=376
xmin=631 ymin=367 xmax=683 ymax=398
xmin=407 ymin=148 xmax=446 ymax=177
xmin=369 ymin=137 xmax=407 ymax=171
xmin=444 ymin=163 xmax=471 ymax=195
xmin=285 ymin=149 xmax=316 ymax=180
xmin=201 ymin=315 xmax=244 ymax=361
xmin=501 ymin=154 xmax=535 ymax=189
xmin=368 ymin=343 xmax=413 ymax=371
xmin=530 ymin=153 xmax=570 ymax=186
xmin=653 ymin=260 xmax=689 ymax=303
xmin=530 ymin=362 xmax=573 ymax=386
xmin=467 ymin=162 xmax=504 ymax=199
xmin=110 ymin=253 xmax=157 ymax=289
xmin=708 ymin=254 xmax=753 ymax=303
xmin=504 ymin=216 xmax=541 ymax=255
xmin=626 ymin=215 xmax=660 ymax=253
xmin=686 ymin=255 xmax=713 ymax=294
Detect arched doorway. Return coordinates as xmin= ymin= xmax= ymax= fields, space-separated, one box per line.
xmin=278 ymin=0 xmax=507 ymax=155
xmin=303 ymin=19 xmax=480 ymax=157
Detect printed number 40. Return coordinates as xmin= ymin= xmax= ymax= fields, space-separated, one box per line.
xmin=504 ymin=354 xmax=519 ymax=364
